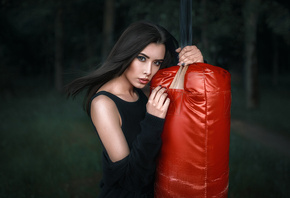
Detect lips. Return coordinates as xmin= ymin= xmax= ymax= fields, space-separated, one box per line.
xmin=139 ymin=78 xmax=149 ymax=84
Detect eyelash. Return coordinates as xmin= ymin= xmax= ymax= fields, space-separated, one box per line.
xmin=137 ymin=56 xmax=146 ymax=62
xmin=154 ymin=61 xmax=163 ymax=66
xmin=137 ymin=55 xmax=163 ymax=66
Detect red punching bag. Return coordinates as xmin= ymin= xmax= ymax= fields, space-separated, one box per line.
xmin=152 ymin=0 xmax=231 ymax=196
xmin=151 ymin=63 xmax=231 ymax=197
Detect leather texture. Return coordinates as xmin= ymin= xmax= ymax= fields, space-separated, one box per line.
xmin=151 ymin=63 xmax=231 ymax=198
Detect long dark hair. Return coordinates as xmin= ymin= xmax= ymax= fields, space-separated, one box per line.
xmin=65 ymin=21 xmax=179 ymax=115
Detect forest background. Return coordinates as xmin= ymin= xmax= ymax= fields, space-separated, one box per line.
xmin=1 ymin=0 xmax=290 ymax=197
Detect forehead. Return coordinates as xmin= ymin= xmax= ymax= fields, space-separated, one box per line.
xmin=140 ymin=43 xmax=165 ymax=59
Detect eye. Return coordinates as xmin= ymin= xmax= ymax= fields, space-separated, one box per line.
xmin=154 ymin=61 xmax=163 ymax=66
xmin=137 ymin=56 xmax=146 ymax=62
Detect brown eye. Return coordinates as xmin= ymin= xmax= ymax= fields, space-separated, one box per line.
xmin=137 ymin=56 xmax=146 ymax=62
xmin=154 ymin=61 xmax=163 ymax=66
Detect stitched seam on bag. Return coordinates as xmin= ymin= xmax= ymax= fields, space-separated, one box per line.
xmin=203 ymin=67 xmax=208 ymax=198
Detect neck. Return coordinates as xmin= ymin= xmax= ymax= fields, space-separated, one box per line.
xmin=99 ymin=74 xmax=136 ymax=98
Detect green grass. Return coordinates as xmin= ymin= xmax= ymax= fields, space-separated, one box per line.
xmin=231 ymin=74 xmax=290 ymax=137
xmin=0 ymin=90 xmax=102 ymax=197
xmin=229 ymin=132 xmax=290 ymax=198
xmin=1 ymin=75 xmax=290 ymax=197
xmin=229 ymin=74 xmax=290 ymax=197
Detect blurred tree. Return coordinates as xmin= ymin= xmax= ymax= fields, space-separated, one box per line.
xmin=200 ymin=0 xmax=209 ymax=59
xmin=0 ymin=0 xmax=289 ymax=96
xmin=243 ymin=0 xmax=261 ymax=109
xmin=116 ymin=0 xmax=180 ymax=42
xmin=272 ymin=34 xmax=279 ymax=86
xmin=63 ymin=0 xmax=104 ymax=69
xmin=102 ymin=0 xmax=115 ymax=60
xmin=54 ymin=3 xmax=64 ymax=92
xmin=263 ymin=0 xmax=290 ymax=85
xmin=196 ymin=0 xmax=244 ymax=68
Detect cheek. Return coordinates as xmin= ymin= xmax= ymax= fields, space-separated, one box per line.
xmin=126 ymin=61 xmax=139 ymax=75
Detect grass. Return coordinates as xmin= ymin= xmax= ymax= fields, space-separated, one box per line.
xmin=0 ymin=89 xmax=102 ymax=198
xmin=231 ymin=74 xmax=290 ymax=138
xmin=229 ymin=74 xmax=290 ymax=197
xmin=0 ymin=75 xmax=289 ymax=197
xmin=229 ymin=132 xmax=290 ymax=198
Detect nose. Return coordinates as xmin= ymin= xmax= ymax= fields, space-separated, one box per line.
xmin=144 ymin=62 xmax=152 ymax=76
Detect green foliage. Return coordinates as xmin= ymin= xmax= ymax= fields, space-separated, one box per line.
xmin=1 ymin=0 xmax=289 ymax=84
xmin=263 ymin=1 xmax=290 ymax=44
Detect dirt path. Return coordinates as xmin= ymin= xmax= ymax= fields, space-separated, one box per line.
xmin=231 ymin=119 xmax=290 ymax=158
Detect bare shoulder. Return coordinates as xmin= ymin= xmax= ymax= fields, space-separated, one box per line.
xmin=90 ymin=94 xmax=129 ymax=162
xmin=90 ymin=94 xmax=120 ymax=125
xmin=91 ymin=94 xmax=116 ymax=112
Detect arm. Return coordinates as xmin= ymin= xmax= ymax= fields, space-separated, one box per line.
xmin=91 ymin=95 xmax=129 ymax=162
xmin=91 ymin=86 xmax=170 ymax=191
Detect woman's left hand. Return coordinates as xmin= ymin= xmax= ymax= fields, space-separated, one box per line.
xmin=176 ymin=45 xmax=204 ymax=66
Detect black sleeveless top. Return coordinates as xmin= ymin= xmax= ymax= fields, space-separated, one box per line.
xmin=90 ymin=89 xmax=165 ymax=198
xmin=91 ymin=88 xmax=147 ymax=149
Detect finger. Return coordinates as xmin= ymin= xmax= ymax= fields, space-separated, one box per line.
xmin=164 ymin=97 xmax=170 ymax=109
xmin=181 ymin=54 xmax=198 ymax=63
xmin=157 ymin=92 xmax=168 ymax=108
xmin=180 ymin=49 xmax=204 ymax=63
xmin=182 ymin=54 xmax=204 ymax=65
xmin=154 ymin=87 xmax=167 ymax=103
xmin=179 ymin=49 xmax=198 ymax=64
xmin=179 ymin=47 xmax=199 ymax=60
xmin=149 ymin=86 xmax=162 ymax=101
xmin=179 ymin=46 xmax=196 ymax=58
xmin=161 ymin=98 xmax=170 ymax=115
xmin=175 ymin=47 xmax=182 ymax=53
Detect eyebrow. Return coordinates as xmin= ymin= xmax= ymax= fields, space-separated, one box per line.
xmin=139 ymin=53 xmax=150 ymax=59
xmin=139 ymin=53 xmax=164 ymax=61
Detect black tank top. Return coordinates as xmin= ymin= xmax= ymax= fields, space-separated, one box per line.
xmin=91 ymin=88 xmax=148 ymax=149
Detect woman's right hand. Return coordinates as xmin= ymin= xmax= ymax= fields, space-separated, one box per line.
xmin=146 ymin=86 xmax=170 ymax=119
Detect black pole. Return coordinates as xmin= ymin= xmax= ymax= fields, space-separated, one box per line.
xmin=180 ymin=0 xmax=192 ymax=49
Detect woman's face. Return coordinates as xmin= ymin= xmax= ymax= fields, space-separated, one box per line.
xmin=124 ymin=43 xmax=165 ymax=89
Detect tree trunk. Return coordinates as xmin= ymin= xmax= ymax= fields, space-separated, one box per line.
xmin=244 ymin=0 xmax=260 ymax=109
xmin=272 ymin=34 xmax=279 ymax=86
xmin=85 ymin=24 xmax=95 ymax=66
xmin=54 ymin=7 xmax=64 ymax=92
xmin=102 ymin=0 xmax=115 ymax=61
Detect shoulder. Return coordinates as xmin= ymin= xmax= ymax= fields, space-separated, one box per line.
xmin=91 ymin=93 xmax=129 ymax=162
xmin=91 ymin=94 xmax=116 ymax=110
xmin=90 ymin=94 xmax=121 ymax=126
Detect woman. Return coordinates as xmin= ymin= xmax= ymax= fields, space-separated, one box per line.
xmin=66 ymin=21 xmax=203 ymax=197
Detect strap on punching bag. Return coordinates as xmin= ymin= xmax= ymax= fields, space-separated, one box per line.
xmin=170 ymin=0 xmax=192 ymax=90
xmin=180 ymin=0 xmax=192 ymax=49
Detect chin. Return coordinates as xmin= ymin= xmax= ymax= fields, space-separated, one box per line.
xmin=133 ymin=82 xmax=148 ymax=89
xmin=134 ymin=84 xmax=146 ymax=89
